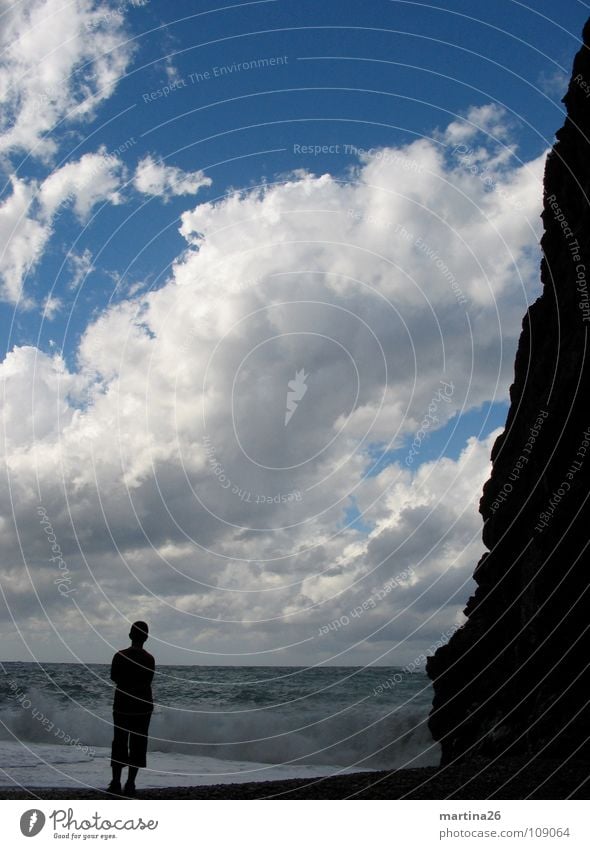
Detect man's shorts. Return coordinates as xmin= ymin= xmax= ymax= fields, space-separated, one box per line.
xmin=111 ymin=711 xmax=152 ymax=768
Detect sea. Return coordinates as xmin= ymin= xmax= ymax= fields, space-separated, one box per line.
xmin=0 ymin=663 xmax=439 ymax=790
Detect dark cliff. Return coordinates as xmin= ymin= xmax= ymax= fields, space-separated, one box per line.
xmin=427 ymin=20 xmax=590 ymax=765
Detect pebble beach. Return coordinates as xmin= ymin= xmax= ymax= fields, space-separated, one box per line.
xmin=1 ymin=758 xmax=588 ymax=800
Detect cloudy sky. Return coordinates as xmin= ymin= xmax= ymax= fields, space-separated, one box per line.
xmin=0 ymin=0 xmax=587 ymax=666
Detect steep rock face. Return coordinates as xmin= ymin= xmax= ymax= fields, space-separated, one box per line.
xmin=427 ymin=20 xmax=590 ymax=765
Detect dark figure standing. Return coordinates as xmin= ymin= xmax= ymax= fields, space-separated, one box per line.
xmin=108 ymin=621 xmax=155 ymax=796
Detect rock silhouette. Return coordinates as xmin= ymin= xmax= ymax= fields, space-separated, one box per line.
xmin=427 ymin=19 xmax=590 ymax=765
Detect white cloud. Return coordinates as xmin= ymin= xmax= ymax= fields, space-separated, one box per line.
xmin=0 ymin=0 xmax=135 ymax=303
xmin=537 ymin=68 xmax=570 ymax=99
xmin=0 ymin=178 xmax=49 ymax=305
xmin=0 ymin=108 xmax=547 ymax=663
xmin=133 ymin=154 xmax=212 ymax=201
xmin=42 ymin=293 xmax=62 ymax=319
xmin=0 ymin=0 xmax=135 ymax=159
xmin=0 ymin=151 xmax=124 ymax=303
xmin=442 ymin=103 xmax=513 ymax=145
xmin=0 ymin=346 xmax=82 ymax=447
xmin=66 ymin=248 xmax=95 ymax=290
xmin=39 ymin=148 xmax=125 ymax=220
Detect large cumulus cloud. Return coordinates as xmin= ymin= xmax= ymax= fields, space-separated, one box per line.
xmin=0 ymin=110 xmax=545 ymax=664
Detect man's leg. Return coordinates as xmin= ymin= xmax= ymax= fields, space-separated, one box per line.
xmin=110 ymin=714 xmax=130 ymax=791
xmin=126 ymin=712 xmax=151 ymax=793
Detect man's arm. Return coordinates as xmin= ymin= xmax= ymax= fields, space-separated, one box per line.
xmin=110 ymin=652 xmax=123 ymax=685
xmin=145 ymin=653 xmax=155 ymax=686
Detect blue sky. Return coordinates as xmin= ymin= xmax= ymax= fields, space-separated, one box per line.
xmin=0 ymin=0 xmax=588 ymax=664
xmin=4 ymin=0 xmax=587 ymax=360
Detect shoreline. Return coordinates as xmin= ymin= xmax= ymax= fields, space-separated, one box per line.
xmin=1 ymin=759 xmax=589 ymax=799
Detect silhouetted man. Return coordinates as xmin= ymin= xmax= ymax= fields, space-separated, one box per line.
xmin=109 ymin=621 xmax=155 ymax=796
